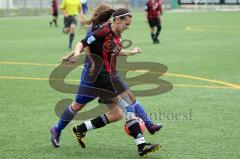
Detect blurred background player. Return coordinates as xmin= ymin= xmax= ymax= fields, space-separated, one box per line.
xmin=145 ymin=0 xmax=162 ymax=44
xmin=49 ymin=0 xmax=59 ymax=27
xmin=60 ymin=0 xmax=82 ymax=49
xmin=81 ymin=0 xmax=88 ymax=15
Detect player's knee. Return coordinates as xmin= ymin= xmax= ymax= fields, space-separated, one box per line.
xmin=70 ymin=25 xmax=76 ymax=33
xmin=116 ymin=110 xmax=124 ymax=120
xmin=113 ymin=112 xmax=123 ymax=122
xmin=113 ymin=107 xmax=123 ymax=120
xmin=157 ymin=26 xmax=162 ymax=32
xmin=71 ymin=102 xmax=85 ymax=112
xmin=151 ymin=27 xmax=155 ymax=32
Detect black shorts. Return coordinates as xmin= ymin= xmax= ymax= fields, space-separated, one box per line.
xmin=148 ymin=18 xmax=161 ymax=28
xmin=64 ymin=16 xmax=77 ymax=28
xmin=53 ymin=11 xmax=58 ymax=17
xmin=95 ymin=72 xmax=128 ymax=96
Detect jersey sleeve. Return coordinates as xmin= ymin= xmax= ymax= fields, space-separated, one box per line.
xmin=159 ymin=3 xmax=163 ymax=15
xmin=60 ymin=0 xmax=66 ymax=9
xmin=81 ymin=26 xmax=111 ymax=47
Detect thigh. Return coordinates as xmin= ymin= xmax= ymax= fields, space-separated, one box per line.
xmin=75 ymin=94 xmax=95 ymax=105
xmin=75 ymin=80 xmax=96 ymax=104
xmin=94 ymin=73 xmax=119 ymax=104
xmin=64 ymin=17 xmax=71 ymax=28
xmin=111 ymin=73 xmax=129 ymax=95
xmin=96 ymin=73 xmax=115 ymax=93
xmin=75 ymin=67 xmax=97 ymax=104
xmin=70 ymin=16 xmax=78 ymax=26
xmin=148 ymin=19 xmax=155 ymax=28
xmin=53 ymin=11 xmax=58 ymax=17
xmin=154 ymin=18 xmax=161 ymax=27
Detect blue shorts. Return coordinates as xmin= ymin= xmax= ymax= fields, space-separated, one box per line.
xmin=75 ymin=64 xmax=96 ymax=104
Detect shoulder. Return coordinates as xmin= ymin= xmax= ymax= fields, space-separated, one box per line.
xmin=91 ymin=24 xmax=112 ymax=38
xmin=97 ymin=24 xmax=111 ymax=34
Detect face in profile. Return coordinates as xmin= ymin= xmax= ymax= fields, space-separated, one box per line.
xmin=116 ymin=16 xmax=132 ymax=33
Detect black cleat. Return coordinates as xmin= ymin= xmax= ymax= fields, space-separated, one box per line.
xmin=153 ymin=38 xmax=160 ymax=44
xmin=138 ymin=143 xmax=161 ymax=157
xmin=73 ymin=125 xmax=86 ymax=148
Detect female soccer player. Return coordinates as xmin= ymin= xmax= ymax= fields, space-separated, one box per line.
xmin=51 ymin=6 xmax=161 ymax=156
xmin=49 ymin=0 xmax=59 ymax=27
xmin=72 ymin=8 xmax=161 ymax=156
xmin=60 ymin=5 xmax=162 ymax=136
xmin=145 ymin=0 xmax=162 ymax=43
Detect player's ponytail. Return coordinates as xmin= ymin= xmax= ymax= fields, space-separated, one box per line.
xmin=93 ymin=9 xmax=115 ymax=25
xmin=80 ymin=3 xmax=113 ymax=26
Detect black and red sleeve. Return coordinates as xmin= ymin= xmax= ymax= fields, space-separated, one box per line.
xmin=81 ymin=26 xmax=111 ymax=48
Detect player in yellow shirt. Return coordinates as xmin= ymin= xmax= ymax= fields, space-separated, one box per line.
xmin=61 ymin=0 xmax=82 ymax=49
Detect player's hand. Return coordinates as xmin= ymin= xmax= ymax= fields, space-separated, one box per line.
xmin=132 ymin=47 xmax=141 ymax=55
xmin=61 ymin=55 xmax=71 ymax=63
xmin=61 ymin=53 xmax=74 ymax=63
xmin=61 ymin=56 xmax=69 ymax=63
xmin=68 ymin=55 xmax=80 ymax=64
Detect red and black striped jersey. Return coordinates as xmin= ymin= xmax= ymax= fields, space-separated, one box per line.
xmin=145 ymin=0 xmax=162 ymax=19
xmin=82 ymin=24 xmax=122 ymax=74
xmin=52 ymin=0 xmax=58 ymax=12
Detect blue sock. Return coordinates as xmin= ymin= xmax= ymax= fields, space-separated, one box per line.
xmin=134 ymin=101 xmax=152 ymax=127
xmin=56 ymin=105 xmax=77 ymax=133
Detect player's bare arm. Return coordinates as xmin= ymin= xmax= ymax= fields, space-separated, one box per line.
xmin=119 ymin=47 xmax=141 ymax=56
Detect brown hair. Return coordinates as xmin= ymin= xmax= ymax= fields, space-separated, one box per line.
xmin=81 ymin=3 xmax=113 ymax=26
xmin=112 ymin=8 xmax=132 ymax=21
xmin=93 ymin=3 xmax=112 ymax=17
xmin=93 ymin=9 xmax=115 ymax=25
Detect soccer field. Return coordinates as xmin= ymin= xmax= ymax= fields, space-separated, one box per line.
xmin=0 ymin=11 xmax=240 ymax=159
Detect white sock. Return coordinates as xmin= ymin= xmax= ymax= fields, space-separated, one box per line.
xmin=84 ymin=121 xmax=95 ymax=131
